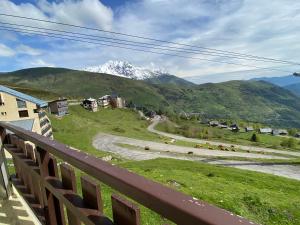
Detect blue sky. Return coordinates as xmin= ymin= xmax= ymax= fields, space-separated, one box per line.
xmin=1 ymin=0 xmax=300 ymax=82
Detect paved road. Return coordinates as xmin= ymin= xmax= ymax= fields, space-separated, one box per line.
xmin=148 ymin=116 xmax=300 ymax=158
xmin=92 ymin=133 xmax=300 ymax=180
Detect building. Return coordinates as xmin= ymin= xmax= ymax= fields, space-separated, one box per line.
xmin=82 ymin=98 xmax=98 ymax=112
xmin=272 ymin=129 xmax=288 ymax=136
xmin=230 ymin=124 xmax=239 ymax=132
xmin=209 ymin=120 xmax=219 ymax=127
xmin=49 ymin=98 xmax=68 ymax=116
xmin=110 ymin=95 xmax=126 ymax=108
xmin=259 ymin=128 xmax=272 ymax=134
xmin=0 ymin=85 xmax=53 ymax=138
xmin=245 ymin=127 xmax=254 ymax=132
xmin=98 ymin=95 xmax=111 ymax=108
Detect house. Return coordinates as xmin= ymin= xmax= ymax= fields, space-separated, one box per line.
xmin=110 ymin=94 xmax=126 ymax=108
xmin=0 ymin=85 xmax=53 ymax=139
xmin=259 ymin=128 xmax=272 ymax=134
xmin=218 ymin=121 xmax=228 ymax=129
xmin=245 ymin=127 xmax=254 ymax=132
xmin=230 ymin=124 xmax=239 ymax=132
xmin=209 ymin=120 xmax=219 ymax=127
xmin=272 ymin=129 xmax=288 ymax=136
xmin=98 ymin=95 xmax=111 ymax=108
xmin=295 ymin=133 xmax=300 ymax=138
xmin=146 ymin=110 xmax=157 ymax=118
xmin=48 ymin=98 xmax=68 ymax=116
xmin=218 ymin=124 xmax=228 ymax=129
xmin=82 ymin=98 xmax=98 ymax=112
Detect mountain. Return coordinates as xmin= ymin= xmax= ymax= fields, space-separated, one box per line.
xmin=83 ymin=60 xmax=168 ymax=80
xmin=284 ymin=82 xmax=300 ymax=96
xmin=253 ymin=75 xmax=299 ymax=87
xmin=2 ymin=67 xmax=300 ymax=128
xmin=145 ymin=74 xmax=195 ymax=87
xmin=252 ymin=75 xmax=300 ymax=96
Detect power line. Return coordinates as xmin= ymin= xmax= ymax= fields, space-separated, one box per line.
xmin=0 ymin=26 xmax=293 ymax=74
xmin=2 ymin=22 xmax=298 ymax=66
xmin=1 ymin=21 xmax=299 ymax=66
xmin=0 ymin=13 xmax=299 ymax=66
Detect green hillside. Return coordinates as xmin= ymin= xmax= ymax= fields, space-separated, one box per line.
xmin=2 ymin=67 xmax=300 ymax=127
xmin=284 ymin=82 xmax=300 ymax=96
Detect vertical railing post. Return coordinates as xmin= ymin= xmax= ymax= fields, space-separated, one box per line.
xmin=0 ymin=126 xmax=10 ymax=199
xmin=36 ymin=147 xmax=66 ymax=225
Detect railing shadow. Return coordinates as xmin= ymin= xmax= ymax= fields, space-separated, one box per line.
xmin=0 ymin=195 xmax=35 ymax=225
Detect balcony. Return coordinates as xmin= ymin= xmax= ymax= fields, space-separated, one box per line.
xmin=0 ymin=122 xmax=257 ymax=225
xmin=41 ymin=125 xmax=52 ymax=136
xmin=38 ymin=111 xmax=46 ymax=119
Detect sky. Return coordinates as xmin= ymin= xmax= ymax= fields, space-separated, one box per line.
xmin=0 ymin=0 xmax=300 ymax=83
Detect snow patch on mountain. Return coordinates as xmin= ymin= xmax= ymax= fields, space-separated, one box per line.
xmin=83 ymin=60 xmax=168 ymax=80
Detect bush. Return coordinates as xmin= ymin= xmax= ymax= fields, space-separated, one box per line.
xmin=288 ymin=128 xmax=298 ymax=136
xmin=250 ymin=133 xmax=260 ymax=142
xmin=112 ymin=127 xmax=125 ymax=133
xmin=280 ymin=138 xmax=296 ymax=148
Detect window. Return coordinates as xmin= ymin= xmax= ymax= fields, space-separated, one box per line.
xmin=1 ymin=112 xmax=6 ymax=116
xmin=16 ymin=98 xmax=27 ymax=108
xmin=0 ymin=94 xmax=4 ymax=106
xmin=18 ymin=110 xmax=29 ymax=118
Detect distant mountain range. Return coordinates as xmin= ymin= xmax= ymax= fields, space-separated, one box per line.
xmin=2 ymin=67 xmax=300 ymax=127
xmin=253 ymin=75 xmax=300 ymax=96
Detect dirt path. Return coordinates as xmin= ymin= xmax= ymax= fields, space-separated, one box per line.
xmin=148 ymin=116 xmax=300 ymax=158
xmin=92 ymin=133 xmax=300 ymax=180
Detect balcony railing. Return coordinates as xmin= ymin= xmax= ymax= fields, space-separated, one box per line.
xmin=0 ymin=121 xmax=257 ymax=225
xmin=38 ymin=111 xmax=46 ymax=119
xmin=41 ymin=125 xmax=52 ymax=136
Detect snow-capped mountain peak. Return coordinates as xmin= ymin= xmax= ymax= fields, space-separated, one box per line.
xmin=83 ymin=60 xmax=168 ymax=80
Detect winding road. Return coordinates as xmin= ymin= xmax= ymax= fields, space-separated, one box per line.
xmin=92 ymin=116 xmax=300 ymax=180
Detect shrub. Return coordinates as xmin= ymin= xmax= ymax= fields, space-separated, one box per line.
xmin=280 ymin=138 xmax=296 ymax=148
xmin=112 ymin=127 xmax=125 ymax=133
xmin=250 ymin=133 xmax=260 ymax=142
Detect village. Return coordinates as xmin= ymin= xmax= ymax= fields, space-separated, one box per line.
xmin=206 ymin=120 xmax=299 ymax=137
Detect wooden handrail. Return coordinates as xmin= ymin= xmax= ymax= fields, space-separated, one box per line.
xmin=0 ymin=121 xmax=257 ymax=225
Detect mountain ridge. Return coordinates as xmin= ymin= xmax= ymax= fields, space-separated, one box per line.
xmin=83 ymin=60 xmax=168 ymax=80
xmin=2 ymin=67 xmax=300 ymax=127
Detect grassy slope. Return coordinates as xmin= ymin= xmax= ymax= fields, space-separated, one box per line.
xmin=2 ymin=67 xmax=300 ymax=127
xmin=50 ymin=105 xmax=160 ymax=158
xmin=1 ymin=68 xmax=171 ymax=110
xmin=156 ymin=119 xmax=300 ymax=151
xmin=49 ymin=105 xmax=300 ymax=225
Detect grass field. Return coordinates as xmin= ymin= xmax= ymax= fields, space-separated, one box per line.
xmin=50 ymin=105 xmax=160 ymax=158
xmin=48 ymin=105 xmax=300 ymax=225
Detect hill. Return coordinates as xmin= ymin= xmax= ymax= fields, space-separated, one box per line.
xmin=145 ymin=74 xmax=195 ymax=86
xmin=252 ymin=75 xmax=300 ymax=96
xmin=2 ymin=67 xmax=300 ymax=127
xmin=253 ymin=75 xmax=297 ymax=87
xmin=284 ymin=82 xmax=300 ymax=96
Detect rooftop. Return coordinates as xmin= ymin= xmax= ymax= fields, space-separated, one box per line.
xmin=0 ymin=85 xmax=47 ymax=108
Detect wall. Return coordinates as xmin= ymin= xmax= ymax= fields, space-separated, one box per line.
xmin=0 ymin=92 xmax=42 ymax=134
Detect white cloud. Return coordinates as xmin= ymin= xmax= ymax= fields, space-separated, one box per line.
xmin=30 ymin=59 xmax=55 ymax=67
xmin=0 ymin=43 xmax=15 ymax=57
xmin=0 ymin=0 xmax=113 ymax=30
xmin=1 ymin=0 xmax=300 ymax=81
xmin=16 ymin=44 xmax=42 ymax=56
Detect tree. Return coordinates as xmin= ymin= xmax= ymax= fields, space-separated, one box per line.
xmin=250 ymin=133 xmax=259 ymax=142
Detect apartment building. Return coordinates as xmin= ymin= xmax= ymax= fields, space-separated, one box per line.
xmin=0 ymin=85 xmax=53 ymax=138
